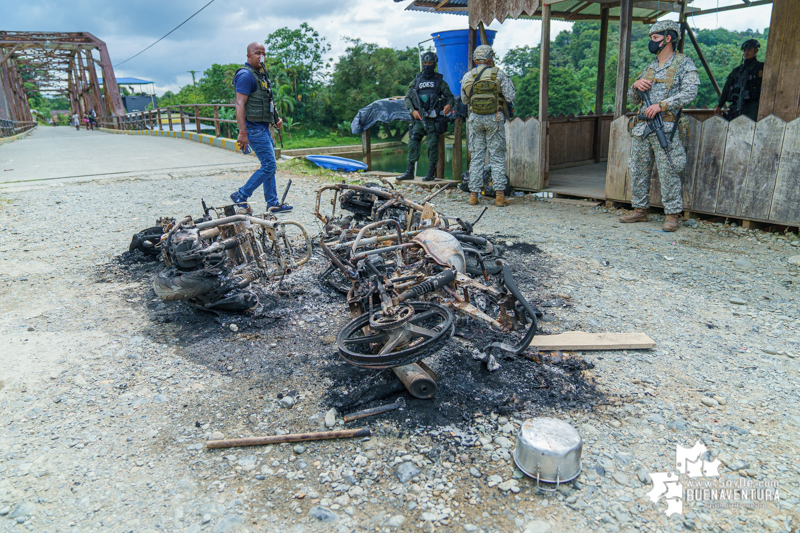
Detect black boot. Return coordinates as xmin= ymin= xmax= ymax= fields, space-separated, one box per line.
xmin=397 ymin=161 xmax=415 ymax=181
xmin=421 ymin=162 xmax=437 ymax=181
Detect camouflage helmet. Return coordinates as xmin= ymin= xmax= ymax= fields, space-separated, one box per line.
xmin=649 ymin=20 xmax=681 ymax=42
xmin=473 ymin=45 xmax=494 ymax=62
xmin=421 ymin=51 xmax=437 ymax=64
xmin=741 ymin=38 xmax=760 ymax=51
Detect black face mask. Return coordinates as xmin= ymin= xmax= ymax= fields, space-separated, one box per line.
xmin=422 ymin=65 xmax=436 ymax=78
xmin=648 ymin=40 xmax=664 ymax=54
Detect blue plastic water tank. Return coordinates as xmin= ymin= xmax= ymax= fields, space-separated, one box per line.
xmin=431 ymin=29 xmax=497 ymax=97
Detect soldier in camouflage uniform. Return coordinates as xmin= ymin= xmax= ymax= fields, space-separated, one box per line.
xmin=460 ymin=45 xmax=516 ymax=207
xmin=620 ymin=21 xmax=699 ymax=232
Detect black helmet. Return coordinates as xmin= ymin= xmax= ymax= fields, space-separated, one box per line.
xmin=421 ymin=51 xmax=437 ymax=64
xmin=741 ymin=39 xmax=760 ymax=51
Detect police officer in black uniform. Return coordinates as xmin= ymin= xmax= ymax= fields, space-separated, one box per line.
xmin=715 ymin=39 xmax=763 ymax=121
xmin=397 ymin=51 xmax=455 ymax=182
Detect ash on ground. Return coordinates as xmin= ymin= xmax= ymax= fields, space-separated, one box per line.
xmin=104 ymin=239 xmax=602 ymax=436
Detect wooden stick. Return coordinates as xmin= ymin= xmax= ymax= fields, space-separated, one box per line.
xmin=206 ymin=428 xmax=371 ymax=449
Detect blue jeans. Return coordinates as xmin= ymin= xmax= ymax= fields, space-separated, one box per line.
xmin=237 ymin=126 xmax=278 ymax=206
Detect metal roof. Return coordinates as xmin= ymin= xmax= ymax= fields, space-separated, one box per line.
xmin=402 ymin=0 xmax=705 ymax=23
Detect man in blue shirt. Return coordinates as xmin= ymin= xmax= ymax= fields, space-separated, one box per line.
xmin=230 ymin=42 xmax=292 ymax=212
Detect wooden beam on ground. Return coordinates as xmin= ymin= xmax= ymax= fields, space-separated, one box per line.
xmin=530 ymin=332 xmax=657 ymax=351
xmin=539 ymin=3 xmax=551 ymax=189
xmin=615 ymin=0 xmax=634 ymax=118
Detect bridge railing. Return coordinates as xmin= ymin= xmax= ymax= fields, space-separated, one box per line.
xmin=1 ymin=119 xmax=37 ymax=138
xmin=100 ymin=104 xmax=238 ymax=137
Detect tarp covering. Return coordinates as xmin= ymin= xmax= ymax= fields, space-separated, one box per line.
xmin=351 ymin=97 xmax=412 ymax=134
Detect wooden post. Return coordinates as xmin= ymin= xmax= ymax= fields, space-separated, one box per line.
xmin=180 ymin=106 xmax=186 ymax=131
xmin=436 ymin=133 xmax=446 ymax=180
xmin=362 ymin=128 xmax=372 ymax=170
xmin=167 ymin=107 xmax=173 ymax=131
xmin=157 ymin=108 xmax=163 ymax=131
xmin=539 ymin=3 xmax=551 ymax=189
xmin=594 ymin=6 xmax=609 ymax=163
xmin=685 ymin=25 xmax=721 ymax=97
xmin=213 ymin=105 xmax=220 ymax=137
xmin=453 ymin=117 xmax=463 ymax=180
xmin=678 ymin=0 xmax=688 ymax=53
xmin=194 ymin=105 xmax=201 ymax=133
xmin=615 ymin=0 xmax=633 ymax=119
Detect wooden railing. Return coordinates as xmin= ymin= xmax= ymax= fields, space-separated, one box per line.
xmin=1 ymin=118 xmax=36 ymax=138
xmin=100 ymin=104 xmax=237 ymax=136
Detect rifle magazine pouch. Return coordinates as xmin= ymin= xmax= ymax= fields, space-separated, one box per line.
xmin=434 ymin=119 xmax=449 ymax=135
xmin=627 ymin=115 xmax=639 ymax=136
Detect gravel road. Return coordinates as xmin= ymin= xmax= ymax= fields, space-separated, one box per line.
xmin=0 ymin=158 xmax=798 ymax=533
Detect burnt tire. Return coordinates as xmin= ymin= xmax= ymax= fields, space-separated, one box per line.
xmin=130 ymin=226 xmax=164 ymax=256
xmin=153 ymin=268 xmax=222 ymax=301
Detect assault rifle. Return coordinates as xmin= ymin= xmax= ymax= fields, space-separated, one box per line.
xmin=409 ymin=87 xmax=431 ymax=133
xmin=636 ymin=89 xmax=679 ymax=172
xmin=723 ymin=69 xmax=751 ymax=121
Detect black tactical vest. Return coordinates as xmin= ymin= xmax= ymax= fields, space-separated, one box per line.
xmin=413 ymin=73 xmax=443 ymax=112
xmin=730 ymin=59 xmax=763 ymax=103
xmin=236 ymin=64 xmax=274 ymax=124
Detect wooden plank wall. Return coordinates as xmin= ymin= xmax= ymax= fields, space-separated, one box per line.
xmin=546 ymin=114 xmax=613 ymax=167
xmin=505 ymin=117 xmax=540 ymax=191
xmin=605 ymin=113 xmax=800 ymax=227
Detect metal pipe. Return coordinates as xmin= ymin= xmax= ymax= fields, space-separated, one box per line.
xmin=195 ymin=215 xmax=279 ymax=230
xmin=350 ymin=242 xmax=420 ymax=264
xmin=350 ymin=219 xmax=404 ymax=253
xmin=393 ymin=364 xmax=437 ymax=399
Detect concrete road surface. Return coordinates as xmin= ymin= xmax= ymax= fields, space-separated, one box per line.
xmin=0 ymin=126 xmax=256 ymax=186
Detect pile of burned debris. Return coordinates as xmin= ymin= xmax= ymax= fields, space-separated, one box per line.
xmin=128 ymin=181 xmax=550 ymax=404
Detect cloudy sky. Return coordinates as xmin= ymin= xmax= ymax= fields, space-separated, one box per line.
xmin=1 ymin=0 xmax=772 ymax=95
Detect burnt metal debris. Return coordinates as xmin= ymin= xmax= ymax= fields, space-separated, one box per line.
xmin=131 ymin=190 xmax=310 ymax=312
xmin=314 ymin=182 xmax=538 ymax=399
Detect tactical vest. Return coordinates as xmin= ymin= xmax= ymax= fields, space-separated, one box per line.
xmin=729 ymin=59 xmax=763 ymax=104
xmin=413 ymin=73 xmax=444 ymax=112
xmin=642 ymin=52 xmax=686 ymax=94
xmin=236 ymin=64 xmax=274 ymax=124
xmin=464 ymin=66 xmax=503 ymax=115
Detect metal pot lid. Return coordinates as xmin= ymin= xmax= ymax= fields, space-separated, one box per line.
xmin=517 ymin=417 xmax=582 ymax=457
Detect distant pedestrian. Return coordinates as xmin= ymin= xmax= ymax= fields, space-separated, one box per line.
xmin=460 ymin=45 xmax=516 ymax=207
xmin=72 ymin=113 xmax=80 ymax=131
xmin=88 ymin=109 xmax=97 ymax=130
xmin=229 ymin=42 xmax=291 ymax=213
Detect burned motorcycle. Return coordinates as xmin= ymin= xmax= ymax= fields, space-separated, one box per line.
xmin=132 ymin=193 xmax=311 ymax=312
xmin=320 ymin=215 xmax=537 ymax=398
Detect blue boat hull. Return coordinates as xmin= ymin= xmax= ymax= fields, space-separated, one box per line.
xmin=305 ymin=155 xmax=368 ymax=173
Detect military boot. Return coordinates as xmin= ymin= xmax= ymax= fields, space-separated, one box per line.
xmin=421 ymin=162 xmax=437 ymax=182
xmin=397 ymin=161 xmax=415 ymax=181
xmin=619 ymin=208 xmax=649 ymax=223
xmin=468 ymin=192 xmax=480 ymax=205
xmin=662 ymin=214 xmax=680 ymax=232
xmin=495 ymin=190 xmax=510 ymax=207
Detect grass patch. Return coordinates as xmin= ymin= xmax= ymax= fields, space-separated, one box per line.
xmin=280 ymin=135 xmax=363 ymax=150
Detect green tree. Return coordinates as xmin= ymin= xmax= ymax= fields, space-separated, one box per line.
xmin=197 ymin=62 xmax=241 ymax=103
xmin=330 ymin=38 xmax=418 ymax=126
